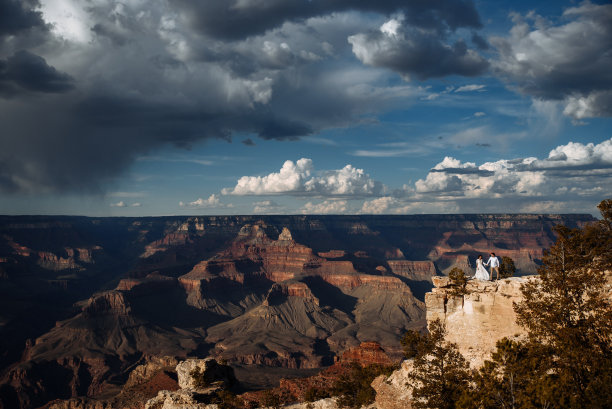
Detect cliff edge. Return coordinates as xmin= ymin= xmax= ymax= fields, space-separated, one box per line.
xmin=425 ymin=276 xmax=529 ymax=368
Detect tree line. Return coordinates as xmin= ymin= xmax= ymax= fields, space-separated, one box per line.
xmin=403 ymin=199 xmax=612 ymax=409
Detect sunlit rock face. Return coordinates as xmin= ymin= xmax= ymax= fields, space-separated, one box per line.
xmin=426 ymin=277 xmax=529 ymax=368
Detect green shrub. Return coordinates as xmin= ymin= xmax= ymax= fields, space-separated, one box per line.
xmin=498 ymin=256 xmax=516 ymax=278
xmin=448 ymin=267 xmax=468 ymax=296
xmin=303 ymin=386 xmax=331 ymax=402
xmin=190 ymin=367 xmax=212 ymax=389
xmin=332 ymin=363 xmax=397 ymax=408
xmin=400 ymin=329 xmax=428 ymax=359
xmin=212 ymin=390 xmax=243 ymax=409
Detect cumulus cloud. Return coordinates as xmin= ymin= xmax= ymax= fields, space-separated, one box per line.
xmin=414 ymin=138 xmax=612 ymax=199
xmin=173 ymin=0 xmax=482 ymax=41
xmin=0 ymin=50 xmax=74 ymax=96
xmin=253 ymin=200 xmax=285 ymax=214
xmin=223 ymin=158 xmax=384 ymax=197
xmin=301 ymin=200 xmax=348 ymax=214
xmin=110 ymin=200 xmax=142 ymax=207
xmin=563 ymin=91 xmax=612 ymax=120
xmin=0 ymin=0 xmax=46 ymax=36
xmin=360 ymin=196 xmax=458 ymax=214
xmin=491 ymin=2 xmax=612 ymax=118
xmin=1 ymin=0 xmax=450 ymax=194
xmin=179 ymin=194 xmax=232 ymax=208
xmin=349 ymin=16 xmax=488 ymax=80
xmin=352 ymin=138 xmax=611 ymax=214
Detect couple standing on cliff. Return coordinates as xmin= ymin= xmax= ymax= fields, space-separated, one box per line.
xmin=473 ymin=253 xmax=500 ymax=281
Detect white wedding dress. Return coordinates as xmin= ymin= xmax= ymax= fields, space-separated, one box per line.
xmin=474 ymin=259 xmax=489 ymax=280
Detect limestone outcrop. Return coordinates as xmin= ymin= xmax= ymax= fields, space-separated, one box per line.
xmin=372 ymin=359 xmax=414 ymax=409
xmin=145 ymin=358 xmax=237 ymax=409
xmin=426 ymin=277 xmax=529 ymax=368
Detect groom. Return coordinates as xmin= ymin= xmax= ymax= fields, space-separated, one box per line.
xmin=485 ymin=252 xmax=500 ymax=281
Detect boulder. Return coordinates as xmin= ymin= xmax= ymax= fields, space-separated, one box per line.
xmin=175 ymin=358 xmax=235 ymax=390
xmin=372 ymin=359 xmax=414 ymax=409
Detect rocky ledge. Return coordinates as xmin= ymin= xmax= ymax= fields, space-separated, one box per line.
xmin=425 ymin=276 xmax=530 ymax=368
xmin=145 ymin=358 xmax=237 ymax=409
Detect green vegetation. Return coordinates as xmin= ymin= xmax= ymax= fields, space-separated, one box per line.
xmin=403 ymin=199 xmax=612 ymax=409
xmin=260 ymin=389 xmax=295 ymax=409
xmin=498 ymin=256 xmax=516 ymax=278
xmin=407 ymin=319 xmax=472 ymax=409
xmin=303 ymin=386 xmax=331 ymax=402
xmin=509 ymin=198 xmax=612 ymax=408
xmin=332 ymin=363 xmax=397 ymax=408
xmin=448 ymin=267 xmax=468 ymax=296
xmin=459 ymin=198 xmax=612 ymax=408
xmin=458 ymin=338 xmax=554 ymax=409
xmin=190 ymin=366 xmax=213 ymax=389
xmin=212 ymin=390 xmax=243 ymax=409
xmin=400 ymin=329 xmax=429 ymax=359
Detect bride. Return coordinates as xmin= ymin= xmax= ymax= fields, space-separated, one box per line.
xmin=474 ymin=255 xmax=489 ymax=280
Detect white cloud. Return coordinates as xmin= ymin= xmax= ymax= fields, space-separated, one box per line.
xmin=40 ymin=0 xmax=93 ymax=43
xmin=301 ymin=200 xmax=348 ymax=214
xmin=454 ymin=84 xmax=486 ymax=92
xmin=253 ymin=200 xmax=285 ymax=214
xmin=360 ymin=196 xmax=459 ymax=214
xmin=131 ymin=202 xmax=142 ymax=207
xmin=491 ymin=3 xmax=612 ymax=119
xmin=563 ymin=90 xmax=612 ymax=120
xmin=348 ymin=16 xmax=488 ymax=80
xmin=223 ymin=158 xmax=384 ymax=197
xmin=179 ymin=194 xmax=232 ymax=208
xmin=473 ymin=112 xmax=486 ymax=117
xmin=110 ymin=201 xmax=127 ymax=207
xmin=413 ymin=138 xmax=612 ymax=199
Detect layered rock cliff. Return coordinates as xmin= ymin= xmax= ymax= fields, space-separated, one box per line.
xmin=0 ymin=213 xmax=596 ymax=409
xmin=425 ymin=276 xmax=529 ymax=368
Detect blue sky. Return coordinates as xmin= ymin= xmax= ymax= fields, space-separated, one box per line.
xmin=0 ymin=0 xmax=610 ymax=216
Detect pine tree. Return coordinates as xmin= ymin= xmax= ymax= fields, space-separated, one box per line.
xmin=512 ymin=199 xmax=612 ymax=408
xmin=499 ymin=256 xmax=516 ymax=279
xmin=408 ymin=319 xmax=472 ymax=409
xmin=448 ymin=267 xmax=468 ymax=296
xmin=458 ymin=339 xmax=555 ymax=409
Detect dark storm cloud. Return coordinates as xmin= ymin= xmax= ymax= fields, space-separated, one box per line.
xmin=0 ymin=0 xmax=46 ymax=36
xmin=0 ymin=50 xmax=74 ymax=96
xmin=347 ymin=1 xmax=488 ymax=80
xmin=0 ymin=0 xmax=486 ymax=194
xmin=491 ymin=2 xmax=612 ymax=118
xmin=349 ymin=29 xmax=489 ymax=80
xmin=172 ymin=0 xmax=481 ymax=41
xmin=471 ymin=32 xmax=489 ymax=50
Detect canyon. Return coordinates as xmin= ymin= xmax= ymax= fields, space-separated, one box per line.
xmin=0 ymin=214 xmax=594 ymax=408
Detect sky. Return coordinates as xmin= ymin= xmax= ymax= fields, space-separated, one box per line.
xmin=0 ymin=0 xmax=611 ymax=216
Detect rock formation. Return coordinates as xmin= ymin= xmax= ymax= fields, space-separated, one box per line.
xmin=371 ymin=359 xmax=414 ymax=409
xmin=0 ymin=213 xmax=595 ymax=409
xmin=426 ymin=276 xmax=528 ymax=368
xmin=240 ymin=342 xmax=395 ymax=407
xmin=145 ymin=358 xmax=237 ymax=409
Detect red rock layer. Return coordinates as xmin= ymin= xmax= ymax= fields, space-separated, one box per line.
xmin=387 ymin=260 xmax=436 ymax=281
xmin=240 ymin=342 xmax=395 ymax=406
xmin=338 ymin=342 xmax=394 ymax=366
